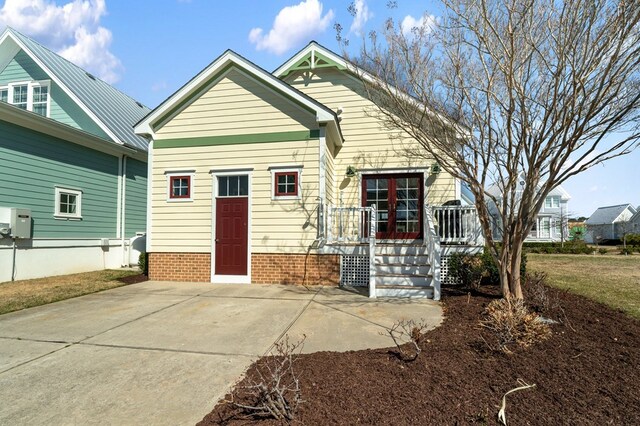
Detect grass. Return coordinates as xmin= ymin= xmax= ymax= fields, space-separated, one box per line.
xmin=0 ymin=269 xmax=140 ymax=315
xmin=528 ymin=253 xmax=640 ymax=320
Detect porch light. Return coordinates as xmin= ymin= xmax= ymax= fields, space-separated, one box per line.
xmin=345 ymin=165 xmax=357 ymax=178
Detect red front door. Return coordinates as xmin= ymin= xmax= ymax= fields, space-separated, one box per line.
xmin=362 ymin=173 xmax=423 ymax=239
xmin=215 ymin=197 xmax=248 ymax=275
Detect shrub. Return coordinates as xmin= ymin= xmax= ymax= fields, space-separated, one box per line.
xmin=138 ymin=252 xmax=148 ymax=275
xmin=227 ymin=335 xmax=305 ymax=421
xmin=626 ymin=233 xmax=640 ymax=247
xmin=598 ymin=248 xmax=608 ymax=255
xmin=480 ymin=298 xmax=551 ymax=353
xmin=447 ymin=252 xmax=487 ymax=290
xmin=619 ymin=246 xmax=634 ymax=255
xmin=523 ymin=271 xmax=561 ymax=315
xmin=386 ymin=319 xmax=430 ymax=362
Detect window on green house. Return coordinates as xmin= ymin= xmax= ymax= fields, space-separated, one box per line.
xmin=32 ymin=85 xmax=49 ymax=116
xmin=12 ymin=84 xmax=28 ymax=110
xmin=0 ymin=87 xmax=7 ymax=102
xmin=55 ymin=187 xmax=82 ymax=219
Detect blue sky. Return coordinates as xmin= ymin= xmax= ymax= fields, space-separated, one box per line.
xmin=1 ymin=0 xmax=638 ymax=217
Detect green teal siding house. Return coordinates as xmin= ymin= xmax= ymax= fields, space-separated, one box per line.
xmin=0 ymin=28 xmax=150 ymax=282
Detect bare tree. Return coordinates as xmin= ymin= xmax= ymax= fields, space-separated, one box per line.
xmin=341 ymin=0 xmax=640 ymax=299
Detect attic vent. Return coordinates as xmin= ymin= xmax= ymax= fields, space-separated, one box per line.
xmin=85 ymin=72 xmax=96 ymax=80
xmin=135 ymin=101 xmax=144 ymax=108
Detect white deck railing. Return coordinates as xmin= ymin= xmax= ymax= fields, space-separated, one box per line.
xmin=432 ymin=205 xmax=483 ymax=245
xmin=326 ymin=206 xmax=375 ymax=243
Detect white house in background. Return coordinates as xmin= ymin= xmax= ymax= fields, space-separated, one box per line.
xmin=585 ymin=204 xmax=637 ymax=243
xmin=487 ymin=181 xmax=571 ymax=242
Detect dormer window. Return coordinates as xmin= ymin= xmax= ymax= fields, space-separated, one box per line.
xmin=545 ymin=196 xmax=560 ymax=209
xmin=0 ymin=81 xmax=50 ymax=117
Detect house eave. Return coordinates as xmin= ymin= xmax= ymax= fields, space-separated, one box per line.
xmin=0 ymin=102 xmax=145 ymax=161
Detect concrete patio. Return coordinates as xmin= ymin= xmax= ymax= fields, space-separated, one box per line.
xmin=0 ymin=281 xmax=442 ymax=425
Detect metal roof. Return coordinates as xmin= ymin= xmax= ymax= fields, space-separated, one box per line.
xmin=5 ymin=28 xmax=150 ymax=151
xmin=585 ymin=204 xmax=637 ymax=225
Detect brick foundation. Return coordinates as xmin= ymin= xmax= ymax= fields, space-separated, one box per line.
xmin=251 ymin=253 xmax=340 ymax=285
xmin=147 ymin=252 xmax=339 ymax=285
xmin=148 ymin=252 xmax=211 ymax=282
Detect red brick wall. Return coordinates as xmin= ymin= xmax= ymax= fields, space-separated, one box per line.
xmin=251 ymin=253 xmax=340 ymax=285
xmin=147 ymin=252 xmax=339 ymax=285
xmin=148 ymin=253 xmax=211 ymax=282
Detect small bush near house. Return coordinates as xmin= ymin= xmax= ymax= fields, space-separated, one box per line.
xmin=448 ymin=248 xmax=527 ymax=287
xmin=138 ymin=252 xmax=148 ymax=275
xmin=598 ymin=248 xmax=608 ymax=255
xmin=480 ymin=298 xmax=551 ymax=353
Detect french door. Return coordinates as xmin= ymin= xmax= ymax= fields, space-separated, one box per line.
xmin=362 ymin=173 xmax=423 ymax=239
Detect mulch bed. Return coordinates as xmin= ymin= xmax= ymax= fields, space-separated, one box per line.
xmin=117 ymin=273 xmax=148 ymax=285
xmin=199 ymin=285 xmax=640 ymax=425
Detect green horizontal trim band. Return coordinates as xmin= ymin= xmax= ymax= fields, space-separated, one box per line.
xmin=154 ymin=130 xmax=320 ymax=149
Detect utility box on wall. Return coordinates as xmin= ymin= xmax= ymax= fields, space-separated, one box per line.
xmin=0 ymin=207 xmax=32 ymax=239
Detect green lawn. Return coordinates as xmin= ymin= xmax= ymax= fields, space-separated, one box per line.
xmin=0 ymin=269 xmax=141 ymax=315
xmin=527 ymin=254 xmax=640 ymax=319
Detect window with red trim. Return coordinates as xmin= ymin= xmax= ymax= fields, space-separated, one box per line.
xmin=274 ymin=172 xmax=298 ymax=197
xmin=170 ymin=175 xmax=191 ymax=199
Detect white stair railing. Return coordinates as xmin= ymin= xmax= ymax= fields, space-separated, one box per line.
xmin=424 ymin=204 xmax=442 ymax=301
xmin=326 ymin=206 xmax=374 ymax=243
xmin=368 ymin=205 xmax=376 ymax=299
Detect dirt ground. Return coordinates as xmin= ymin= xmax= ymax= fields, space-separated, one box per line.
xmin=200 ymin=284 xmax=640 ymax=425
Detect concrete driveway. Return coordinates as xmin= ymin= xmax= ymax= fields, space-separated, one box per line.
xmin=0 ymin=281 xmax=442 ymax=425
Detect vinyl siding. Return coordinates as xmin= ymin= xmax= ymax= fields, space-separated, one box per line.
xmin=0 ymin=119 xmax=118 ymax=238
xmin=0 ymin=50 xmax=109 ymax=139
xmin=125 ymin=157 xmax=147 ymax=237
xmin=155 ymin=67 xmax=318 ymax=139
xmin=285 ymin=68 xmax=457 ymax=207
xmin=151 ymin=140 xmax=319 ymax=253
xmin=324 ymin=138 xmax=336 ymax=206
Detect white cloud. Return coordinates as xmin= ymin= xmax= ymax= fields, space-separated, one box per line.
xmin=349 ymin=0 xmax=372 ymax=36
xmin=249 ymin=0 xmax=334 ymax=55
xmin=400 ymin=13 xmax=437 ymax=37
xmin=0 ymin=0 xmax=123 ymax=83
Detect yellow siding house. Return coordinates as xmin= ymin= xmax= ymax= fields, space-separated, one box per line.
xmin=135 ymin=43 xmax=482 ymax=299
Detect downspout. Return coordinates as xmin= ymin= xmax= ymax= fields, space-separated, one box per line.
xmin=121 ymin=155 xmax=128 ymax=266
xmin=11 ymin=238 xmax=17 ymax=281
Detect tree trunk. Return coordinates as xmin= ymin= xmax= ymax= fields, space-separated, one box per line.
xmin=498 ymin=235 xmax=525 ymax=300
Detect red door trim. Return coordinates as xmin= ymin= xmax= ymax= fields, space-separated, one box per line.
xmin=362 ymin=173 xmax=424 ymax=240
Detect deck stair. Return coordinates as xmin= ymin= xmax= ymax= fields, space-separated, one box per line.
xmin=373 ymin=242 xmax=435 ymax=298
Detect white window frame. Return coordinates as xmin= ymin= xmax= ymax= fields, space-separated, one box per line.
xmin=54 ymin=186 xmax=82 ymax=220
xmin=165 ymin=170 xmax=195 ymax=202
xmin=0 ymin=86 xmax=8 ymax=103
xmin=545 ymin=196 xmax=560 ymax=209
xmin=4 ymin=80 xmax=51 ymax=117
xmin=269 ymin=165 xmax=303 ymax=200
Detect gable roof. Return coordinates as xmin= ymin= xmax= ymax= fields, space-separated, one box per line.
xmin=0 ymin=27 xmax=150 ymax=151
xmin=274 ymin=41 xmax=465 ymax=134
xmin=586 ymin=204 xmax=637 ymax=225
xmin=135 ymin=49 xmax=342 ymax=143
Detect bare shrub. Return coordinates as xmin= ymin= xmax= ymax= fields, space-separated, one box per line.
xmin=386 ymin=319 xmax=430 ymax=361
xmin=227 ymin=335 xmax=305 ymax=421
xmin=480 ymin=299 xmax=551 ymax=353
xmin=523 ymin=272 xmax=554 ymax=313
